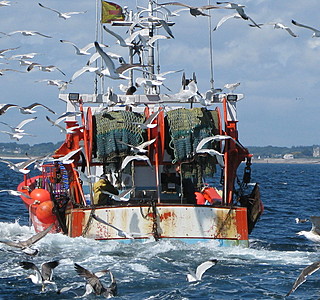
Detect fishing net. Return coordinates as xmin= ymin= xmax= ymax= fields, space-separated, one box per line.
xmin=95 ymin=110 xmax=145 ymax=169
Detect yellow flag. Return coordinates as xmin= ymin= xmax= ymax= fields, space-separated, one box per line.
xmin=101 ymin=1 xmax=125 ymax=23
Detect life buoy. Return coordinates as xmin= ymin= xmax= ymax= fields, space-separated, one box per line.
xmin=36 ymin=201 xmax=56 ymax=224
xmin=30 ymin=188 xmax=51 ymax=204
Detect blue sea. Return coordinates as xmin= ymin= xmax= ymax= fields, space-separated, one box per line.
xmin=1 ymin=162 xmax=320 ymax=299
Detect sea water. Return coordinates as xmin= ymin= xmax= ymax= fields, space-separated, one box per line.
xmin=0 ymin=163 xmax=320 ymax=299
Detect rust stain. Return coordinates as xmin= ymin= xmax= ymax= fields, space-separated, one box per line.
xmin=159 ymin=211 xmax=176 ymax=221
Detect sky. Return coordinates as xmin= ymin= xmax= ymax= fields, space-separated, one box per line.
xmin=0 ymin=0 xmax=319 ymax=147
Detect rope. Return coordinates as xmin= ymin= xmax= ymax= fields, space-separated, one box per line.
xmin=82 ymin=206 xmax=96 ymax=237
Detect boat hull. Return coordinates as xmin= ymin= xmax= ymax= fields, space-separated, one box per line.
xmin=66 ymin=204 xmax=249 ymax=247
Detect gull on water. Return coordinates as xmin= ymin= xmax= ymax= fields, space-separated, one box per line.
xmin=156 ymin=2 xmax=226 ymax=17
xmin=187 ymin=259 xmax=218 ymax=282
xmin=0 ymin=117 xmax=36 ymax=133
xmin=286 ymin=261 xmax=320 ymax=296
xmin=295 ymin=217 xmax=309 ymax=224
xmin=292 ymin=20 xmax=320 ymax=37
xmin=8 ymin=30 xmax=52 ymax=38
xmin=38 ymin=3 xmax=87 ymax=20
xmin=121 ymin=154 xmax=153 ymax=170
xmin=102 ymin=188 xmax=134 ymax=202
xmin=103 ymin=26 xmax=135 ymax=47
xmin=74 ymin=262 xmax=117 ymax=298
xmin=297 ymin=216 xmax=320 ymax=243
xmin=0 ymin=224 xmax=53 ymax=256
xmin=19 ymin=102 xmax=56 ymax=114
xmin=20 ymin=260 xmax=60 ymax=291
xmin=216 ymin=2 xmax=260 ymax=28
xmin=117 ymin=138 xmax=156 ymax=154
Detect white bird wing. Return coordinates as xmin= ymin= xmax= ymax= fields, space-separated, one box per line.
xmin=148 ymin=35 xmax=170 ymax=46
xmin=292 ymin=20 xmax=320 ymax=33
xmin=195 ymin=260 xmax=217 ymax=280
xmin=287 ymin=261 xmax=320 ymax=296
xmin=103 ymin=26 xmax=131 ymax=47
xmin=139 ymin=138 xmax=156 ymax=149
xmin=71 ymin=66 xmax=99 ymax=81
xmin=16 ymin=117 xmax=37 ymax=131
xmin=196 ymin=136 xmax=218 ymax=152
xmin=213 ymin=13 xmax=241 ymax=31
xmin=94 ymin=42 xmax=117 ymax=76
xmin=60 ymin=147 xmax=82 ymax=161
xmin=197 ymin=149 xmax=224 ymax=166
xmin=121 ymin=155 xmax=152 ymax=170
xmin=310 ymin=216 xmax=320 ymax=235
xmin=38 ymin=3 xmax=62 ymax=15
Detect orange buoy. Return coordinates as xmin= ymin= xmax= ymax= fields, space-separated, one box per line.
xmin=36 ymin=200 xmax=56 ymax=224
xmin=30 ymin=188 xmax=51 ymax=203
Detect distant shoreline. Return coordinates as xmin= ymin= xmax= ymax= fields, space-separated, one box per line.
xmin=252 ymin=158 xmax=320 ymax=164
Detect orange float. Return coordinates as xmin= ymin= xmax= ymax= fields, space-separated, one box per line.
xmin=30 ymin=188 xmax=51 ymax=203
xmin=36 ymin=200 xmax=56 ymax=224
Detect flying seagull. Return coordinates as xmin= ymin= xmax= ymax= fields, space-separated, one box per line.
xmin=121 ymin=154 xmax=153 ymax=170
xmin=0 ymin=224 xmax=53 ymax=256
xmin=74 ymin=263 xmax=117 ymax=298
xmin=20 ymin=260 xmax=60 ymax=291
xmin=47 ymin=147 xmax=82 ymax=165
xmin=223 ymin=82 xmax=240 ymax=92
xmin=70 ymin=66 xmax=99 ymax=82
xmin=131 ymin=109 xmax=163 ymax=129
xmin=196 ymin=134 xmax=244 ymax=151
xmin=216 ymin=2 xmax=260 ymax=28
xmin=92 ymin=214 xmax=134 ymax=239
xmin=0 ymin=157 xmax=39 ymax=174
xmin=35 ymin=79 xmax=70 ymax=91
xmin=187 ymin=259 xmax=218 ymax=282
xmin=292 ymin=20 xmax=320 ymax=37
xmin=0 ymin=130 xmax=35 ymax=141
xmin=156 ymin=2 xmax=226 ymax=17
xmin=27 ymin=63 xmax=65 ymax=75
xmin=19 ymin=102 xmax=56 ymax=114
xmin=46 ymin=116 xmax=82 ymax=133
xmin=250 ymin=22 xmax=298 ymax=37
xmin=38 ymin=3 xmax=87 ymax=20
xmin=117 ymin=138 xmax=156 ymax=153
xmin=8 ymin=30 xmax=52 ymax=38
xmin=213 ymin=13 xmax=241 ymax=31
xmin=0 ymin=46 xmax=20 ymax=58
xmin=0 ymin=1 xmax=11 ymax=6
xmin=53 ymin=111 xmax=82 ymax=125
xmin=60 ymin=40 xmax=108 ymax=55
xmin=0 ymin=189 xmax=32 ymax=199
xmin=196 ymin=148 xmax=225 ymax=167
xmin=297 ymin=216 xmax=320 ymax=243
xmin=0 ymin=117 xmax=36 ymax=133
xmin=286 ymin=261 xmax=320 ymax=296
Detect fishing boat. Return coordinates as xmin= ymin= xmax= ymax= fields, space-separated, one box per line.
xmin=17 ymin=1 xmax=263 ymax=246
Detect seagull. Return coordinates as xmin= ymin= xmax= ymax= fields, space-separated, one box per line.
xmin=27 ymin=63 xmax=65 ymax=75
xmin=0 ymin=189 xmax=32 ymax=199
xmin=0 ymin=46 xmax=20 ymax=58
xmin=92 ymin=214 xmax=134 ymax=239
xmin=46 ymin=116 xmax=82 ymax=133
xmin=60 ymin=40 xmax=108 ymax=55
xmin=196 ymin=148 xmax=225 ymax=167
xmin=53 ymin=111 xmax=82 ymax=125
xmin=156 ymin=2 xmax=226 ymax=17
xmin=0 ymin=1 xmax=11 ymax=6
xmin=295 ymin=218 xmax=309 ymax=224
xmin=70 ymin=66 xmax=99 ymax=82
xmin=8 ymin=30 xmax=52 ymax=38
xmin=117 ymin=138 xmax=156 ymax=153
xmin=297 ymin=216 xmax=320 ymax=243
xmin=38 ymin=3 xmax=87 ymax=20
xmin=216 ymin=2 xmax=260 ymax=28
xmin=223 ymin=82 xmax=240 ymax=92
xmin=213 ymin=13 xmax=241 ymax=31
xmin=172 ymin=80 xmax=198 ymax=101
xmin=0 ymin=130 xmax=35 ymax=141
xmin=20 ymin=260 xmax=60 ymax=291
xmin=147 ymin=34 xmax=170 ymax=47
xmin=187 ymin=259 xmax=218 ymax=282
xmin=0 ymin=224 xmax=53 ymax=256
xmin=0 ymin=103 xmax=19 ymax=115
xmin=0 ymin=117 xmax=36 ymax=133
xmin=103 ymin=26 xmax=134 ymax=47
xmin=102 ymin=188 xmax=134 ymax=202
xmin=251 ymin=22 xmax=298 ymax=37
xmin=135 ymin=77 xmax=163 ymax=87
xmin=19 ymin=103 xmax=56 ymax=114
xmin=0 ymin=68 xmax=25 ymax=75
xmin=86 ymin=51 xmax=126 ymax=66
xmin=131 ymin=109 xmax=163 ymax=129
xmin=121 ymin=154 xmax=153 ymax=170
xmin=196 ymin=135 xmax=244 ymax=151
xmin=9 ymin=52 xmax=40 ymax=60
xmin=74 ymin=263 xmax=117 ymax=298
xmin=50 ymin=147 xmax=82 ymax=164
xmin=286 ymin=261 xmax=320 ymax=296
xmin=0 ymin=157 xmax=39 ymax=174
xmin=35 ymin=79 xmax=70 ymax=91
xmin=292 ymin=20 xmax=320 ymax=37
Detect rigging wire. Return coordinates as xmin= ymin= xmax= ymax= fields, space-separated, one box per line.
xmin=207 ymin=0 xmax=215 ymax=89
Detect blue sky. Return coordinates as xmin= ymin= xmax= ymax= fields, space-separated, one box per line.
xmin=0 ymin=0 xmax=319 ymax=147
